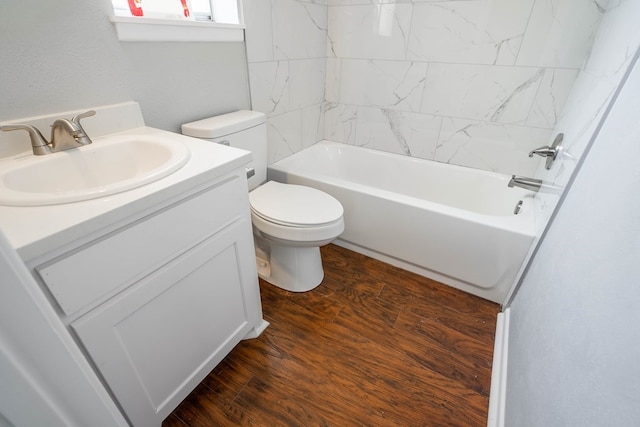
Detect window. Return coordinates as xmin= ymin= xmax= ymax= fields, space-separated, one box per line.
xmin=111 ymin=0 xmax=239 ymax=24
xmin=191 ymin=0 xmax=239 ymax=24
xmin=110 ymin=0 xmax=243 ymax=42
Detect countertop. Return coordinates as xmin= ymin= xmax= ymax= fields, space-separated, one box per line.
xmin=0 ymin=126 xmax=251 ymax=262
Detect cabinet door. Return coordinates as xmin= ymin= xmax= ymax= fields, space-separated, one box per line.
xmin=72 ymin=220 xmax=257 ymax=427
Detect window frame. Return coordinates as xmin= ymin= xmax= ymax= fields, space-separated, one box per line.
xmin=109 ymin=0 xmax=244 ymax=42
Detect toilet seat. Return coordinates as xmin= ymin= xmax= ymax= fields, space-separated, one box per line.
xmin=249 ymin=181 xmax=344 ymax=244
xmin=249 ymin=181 xmax=343 ymax=227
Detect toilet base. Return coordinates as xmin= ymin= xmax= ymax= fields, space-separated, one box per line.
xmin=257 ymin=245 xmax=324 ymax=292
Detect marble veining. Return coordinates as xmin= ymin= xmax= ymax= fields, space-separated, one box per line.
xmin=302 ymin=103 xmax=325 ymax=147
xmin=435 ymin=119 xmax=551 ymax=175
xmin=267 ymin=111 xmax=303 ymax=163
xmin=248 ymin=61 xmax=291 ymax=115
xmin=382 ymin=109 xmax=413 ymax=156
xmin=324 ymin=103 xmax=358 ymax=144
xmin=421 ymin=64 xmax=546 ymax=126
xmin=516 ymin=0 xmax=606 ymax=68
xmin=273 ymin=0 xmax=327 ymax=60
xmin=526 ymin=68 xmax=580 ymax=128
xmin=593 ymin=1 xmax=606 ymax=14
xmin=300 ymin=1 xmax=328 ymax=32
xmin=337 ymin=59 xmax=428 ymax=112
xmin=243 ymin=0 xmax=612 ymax=173
xmin=320 ymin=0 xmax=601 ymax=175
xmin=327 ymin=4 xmax=413 ymax=60
xmin=435 ymin=122 xmax=476 ymax=165
xmin=407 ymin=0 xmax=533 ymax=66
xmin=492 ymin=34 xmax=524 ymax=66
xmin=350 ymin=107 xmax=442 ymax=161
xmin=390 ymin=62 xmax=427 ymax=109
xmin=488 ymin=68 xmax=545 ymax=123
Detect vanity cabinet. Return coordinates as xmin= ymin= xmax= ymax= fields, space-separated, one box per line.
xmin=32 ymin=172 xmax=264 ymax=427
xmin=71 ymin=220 xmax=255 ymax=427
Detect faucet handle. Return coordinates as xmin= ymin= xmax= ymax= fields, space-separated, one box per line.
xmin=528 ymin=146 xmax=556 ymax=158
xmin=528 ymin=133 xmax=564 ymax=170
xmin=68 ymin=110 xmax=96 ymax=146
xmin=0 ymin=124 xmax=52 ymax=155
xmin=71 ymin=110 xmax=96 ymax=126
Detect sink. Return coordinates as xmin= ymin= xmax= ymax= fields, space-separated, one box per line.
xmin=0 ymin=133 xmax=190 ymax=206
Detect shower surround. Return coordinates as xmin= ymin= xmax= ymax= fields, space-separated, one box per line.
xmin=243 ymin=0 xmax=605 ymax=177
xmin=243 ymin=0 xmax=328 ymax=165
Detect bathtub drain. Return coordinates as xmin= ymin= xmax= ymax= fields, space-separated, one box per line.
xmin=513 ymin=200 xmax=523 ymax=215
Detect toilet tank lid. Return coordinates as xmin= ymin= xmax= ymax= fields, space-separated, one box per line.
xmin=182 ymin=110 xmax=266 ymax=139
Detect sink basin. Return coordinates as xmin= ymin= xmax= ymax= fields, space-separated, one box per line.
xmin=0 ymin=134 xmax=190 ymax=206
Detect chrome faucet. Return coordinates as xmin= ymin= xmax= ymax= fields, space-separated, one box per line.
xmin=0 ymin=110 xmax=95 ymax=155
xmin=528 ymin=133 xmax=564 ymax=170
xmin=508 ymin=175 xmax=542 ymax=192
xmin=529 ymin=146 xmax=557 ymax=158
xmin=508 ymin=175 xmax=562 ymax=194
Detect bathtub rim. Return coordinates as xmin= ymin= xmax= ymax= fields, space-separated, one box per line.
xmin=269 ymin=140 xmax=536 ymax=238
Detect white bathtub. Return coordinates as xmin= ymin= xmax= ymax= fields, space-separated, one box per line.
xmin=267 ymin=141 xmax=536 ymax=303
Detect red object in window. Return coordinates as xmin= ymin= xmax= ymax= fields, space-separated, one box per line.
xmin=180 ymin=0 xmax=190 ymax=17
xmin=128 ymin=0 xmax=144 ymax=16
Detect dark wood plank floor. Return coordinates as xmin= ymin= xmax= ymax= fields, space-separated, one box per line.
xmin=163 ymin=244 xmax=500 ymax=426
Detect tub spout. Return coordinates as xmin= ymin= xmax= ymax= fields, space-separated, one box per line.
xmin=508 ymin=175 xmax=562 ymax=194
xmin=508 ymin=175 xmax=541 ymax=192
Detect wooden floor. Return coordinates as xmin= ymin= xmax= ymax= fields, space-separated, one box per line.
xmin=163 ymin=244 xmax=500 ymax=426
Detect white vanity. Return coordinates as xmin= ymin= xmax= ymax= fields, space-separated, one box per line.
xmin=0 ymin=102 xmax=267 ymax=427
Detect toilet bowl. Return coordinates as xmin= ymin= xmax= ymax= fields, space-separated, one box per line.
xmin=250 ymin=180 xmax=344 ymax=291
xmin=182 ymin=111 xmax=344 ymax=292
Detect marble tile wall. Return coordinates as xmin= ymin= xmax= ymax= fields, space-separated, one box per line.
xmin=243 ymin=0 xmax=606 ymax=175
xmin=242 ymin=0 xmax=328 ymax=164
xmin=324 ymin=0 xmax=606 ymax=176
xmin=530 ymin=0 xmax=640 ymax=233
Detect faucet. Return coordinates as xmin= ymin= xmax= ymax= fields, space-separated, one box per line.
xmin=508 ymin=175 xmax=542 ymax=192
xmin=0 ymin=110 xmax=95 ymax=155
xmin=50 ymin=110 xmax=96 ymax=150
xmin=529 ymin=146 xmax=557 ymax=158
xmin=528 ymin=133 xmax=564 ymax=170
xmin=508 ymin=175 xmax=562 ymax=194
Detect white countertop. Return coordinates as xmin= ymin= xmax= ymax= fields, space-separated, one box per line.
xmin=0 ymin=126 xmax=251 ymax=262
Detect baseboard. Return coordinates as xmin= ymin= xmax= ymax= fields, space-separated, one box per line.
xmin=243 ymin=319 xmax=270 ymax=340
xmin=487 ymin=308 xmax=510 ymax=427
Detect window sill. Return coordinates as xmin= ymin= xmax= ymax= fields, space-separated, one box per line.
xmin=110 ymin=16 xmax=244 ymax=42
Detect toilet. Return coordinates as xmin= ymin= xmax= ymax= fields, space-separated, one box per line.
xmin=182 ymin=111 xmax=344 ymax=292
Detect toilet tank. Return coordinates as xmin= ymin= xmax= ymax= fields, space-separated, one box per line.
xmin=181 ymin=111 xmax=267 ymax=190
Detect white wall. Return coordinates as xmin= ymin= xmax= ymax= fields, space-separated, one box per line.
xmin=0 ymin=0 xmax=250 ymax=132
xmin=502 ymin=18 xmax=640 ymax=427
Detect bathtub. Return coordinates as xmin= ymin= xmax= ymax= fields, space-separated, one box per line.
xmin=267 ymin=141 xmax=536 ymax=303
